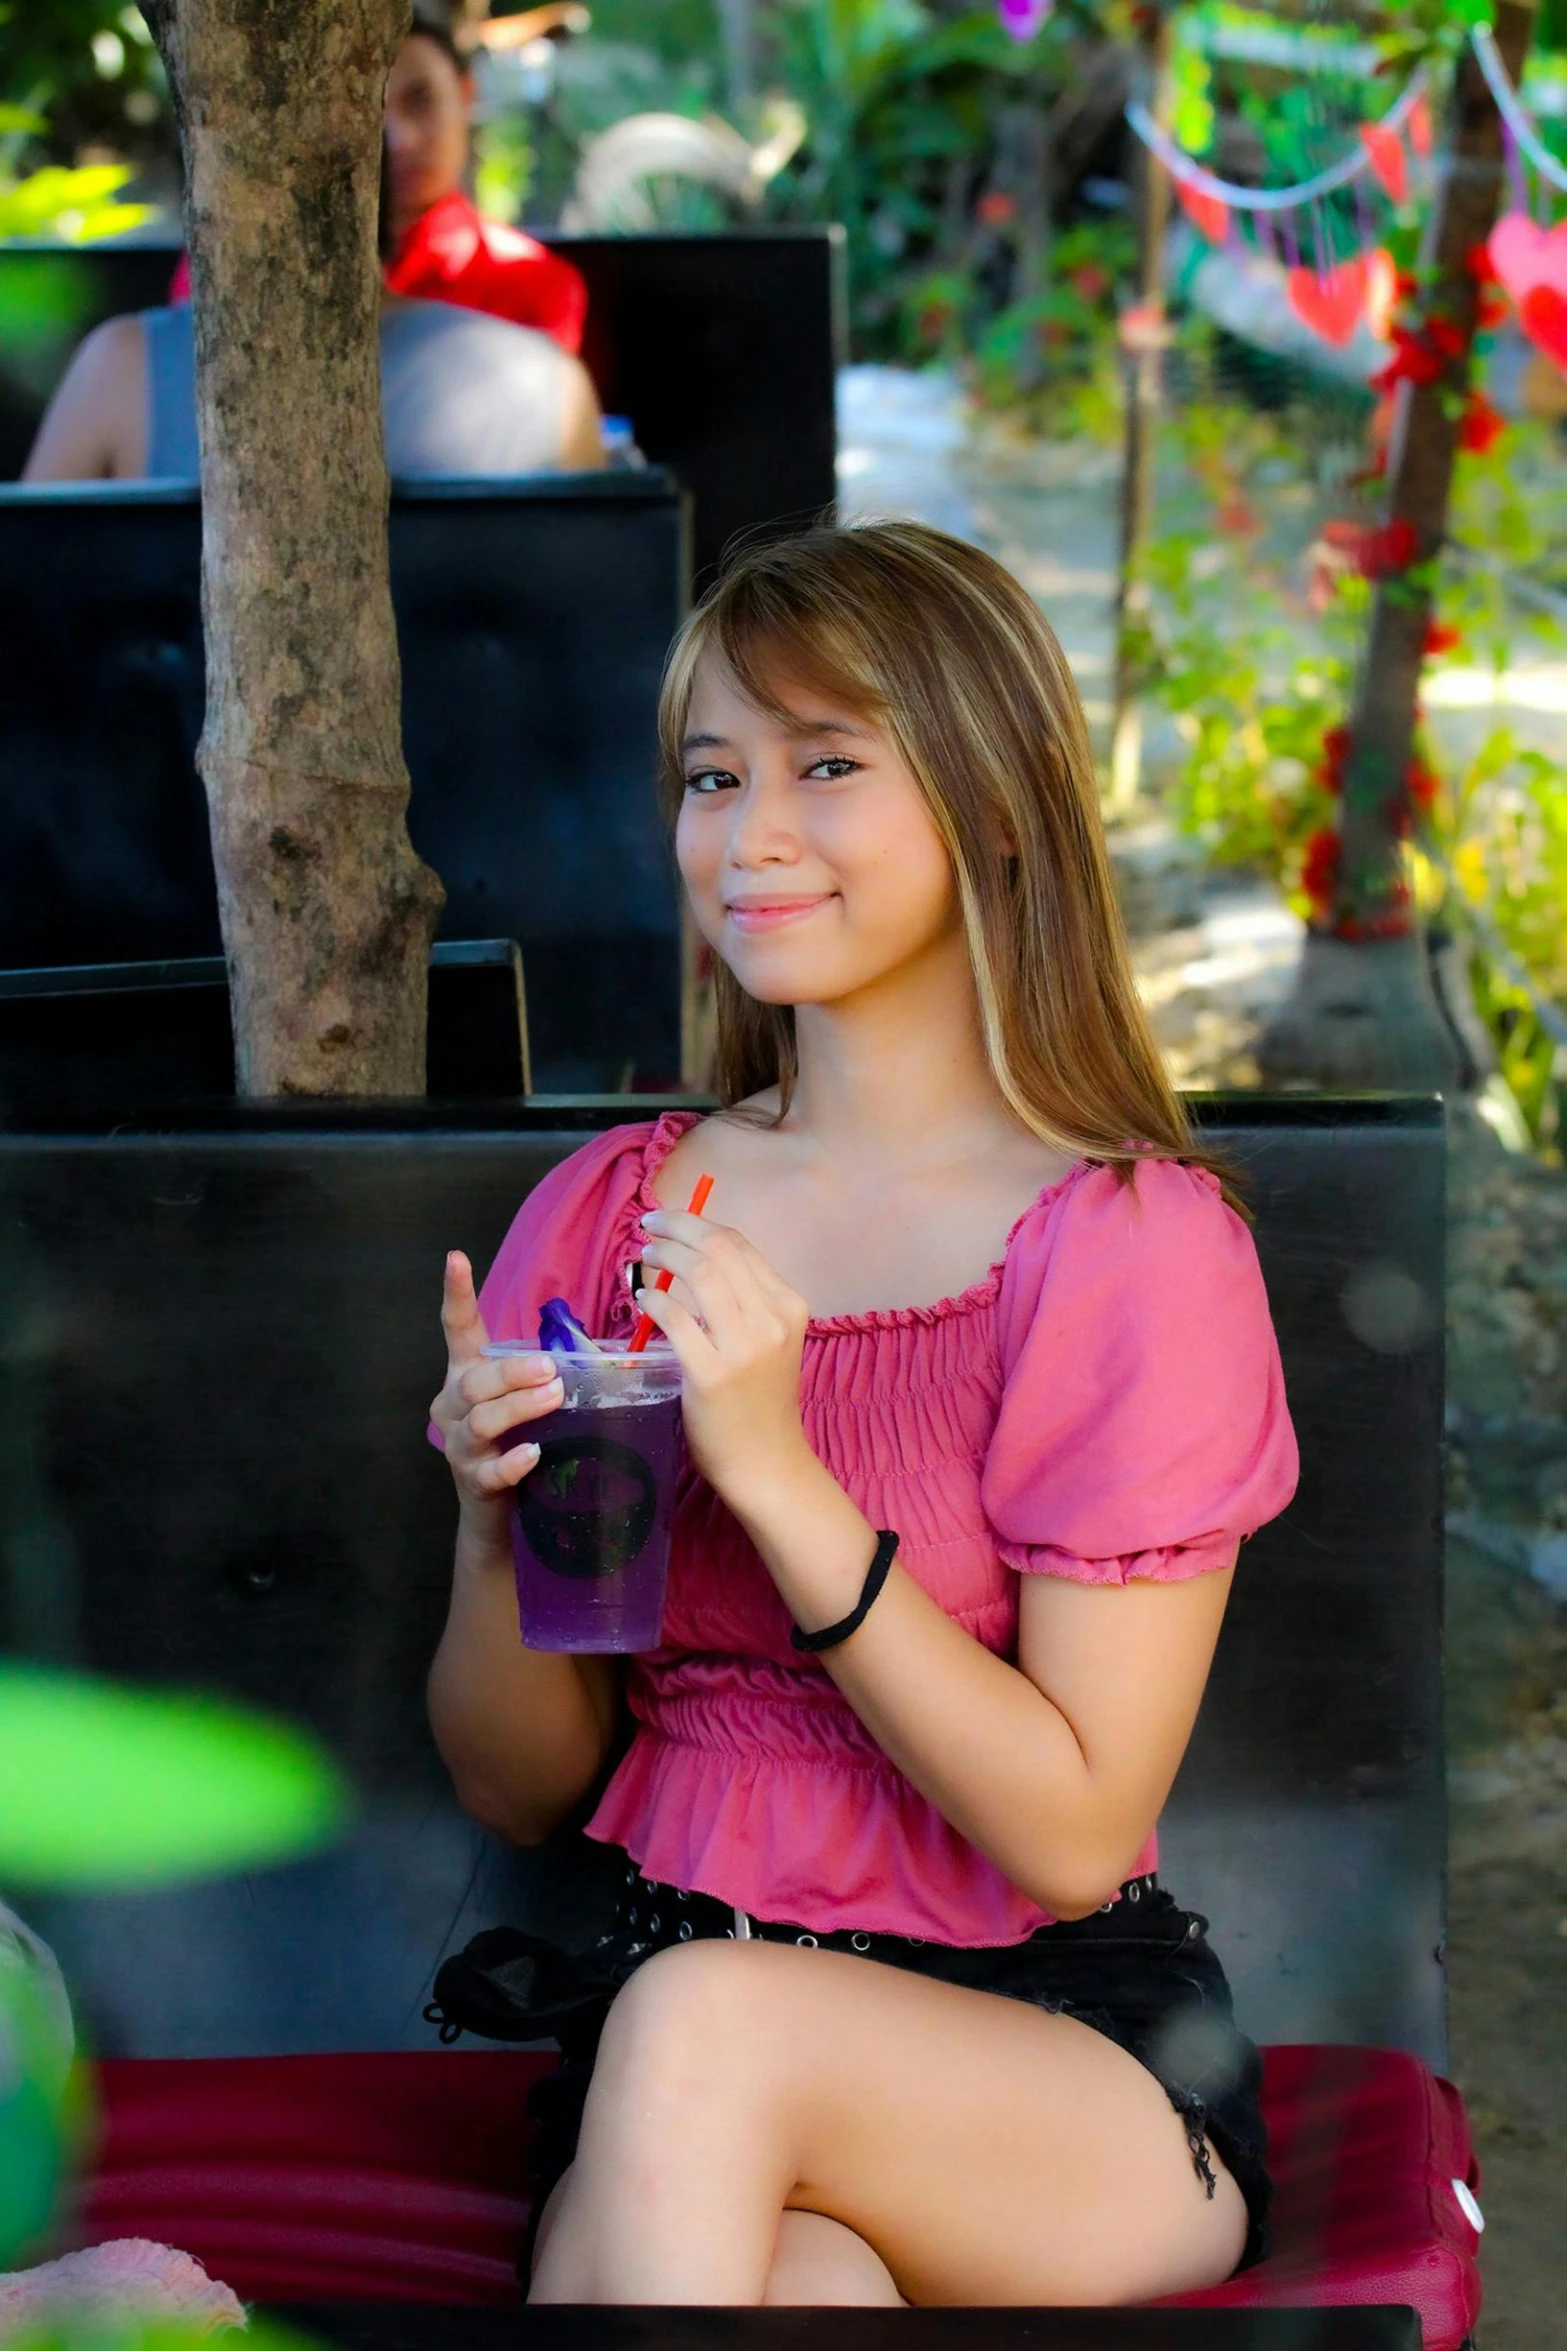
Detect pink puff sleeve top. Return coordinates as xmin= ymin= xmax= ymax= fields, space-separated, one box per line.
xmin=457 ymin=1111 xmax=1300 ymax=1946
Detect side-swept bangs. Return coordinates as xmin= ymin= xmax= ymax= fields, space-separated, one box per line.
xmin=656 ymin=521 xmax=1252 ymax=1220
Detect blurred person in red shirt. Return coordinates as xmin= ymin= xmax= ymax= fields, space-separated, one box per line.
xmin=169 ymin=5 xmax=587 ymax=354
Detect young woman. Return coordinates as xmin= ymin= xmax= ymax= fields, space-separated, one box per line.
xmin=427 ymin=520 xmax=1299 ymax=2309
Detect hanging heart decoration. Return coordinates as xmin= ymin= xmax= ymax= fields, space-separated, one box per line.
xmin=1487 ymin=211 xmax=1567 ymax=369
xmin=1287 ymin=255 xmax=1372 ymax=346
xmin=1360 ymin=121 xmax=1409 ymax=204
xmin=1174 ymin=176 xmax=1229 ymax=245
xmin=1488 ymin=210 xmax=1567 ymax=305
xmin=1520 ymin=284 xmax=1567 ymax=369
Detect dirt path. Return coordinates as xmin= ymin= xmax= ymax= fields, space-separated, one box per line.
xmin=838 ymin=368 xmax=1567 ymax=2343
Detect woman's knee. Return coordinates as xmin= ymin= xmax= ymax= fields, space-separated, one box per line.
xmin=592 ymin=1939 xmax=778 ymax=2109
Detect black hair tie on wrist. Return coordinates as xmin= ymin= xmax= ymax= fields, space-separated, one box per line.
xmin=790 ymin=1530 xmax=900 ymax=1653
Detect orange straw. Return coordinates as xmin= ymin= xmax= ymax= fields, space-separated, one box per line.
xmin=627 ymin=1173 xmax=714 ymax=1353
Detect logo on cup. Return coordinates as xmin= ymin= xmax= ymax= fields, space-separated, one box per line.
xmin=516 ymin=1437 xmax=658 ymax=1579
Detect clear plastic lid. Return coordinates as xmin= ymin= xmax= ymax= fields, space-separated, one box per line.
xmin=482 ymin=1338 xmax=680 ymax=1406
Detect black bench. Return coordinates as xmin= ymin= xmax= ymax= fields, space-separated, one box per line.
xmin=0 ymin=1092 xmax=1444 ymax=2059
xmin=0 ymin=475 xmax=688 ymax=1091
xmin=0 ymin=940 xmax=531 ymax=1110
xmin=0 ymin=229 xmax=843 ymax=591
xmin=0 ymin=1092 xmax=1470 ymax=2344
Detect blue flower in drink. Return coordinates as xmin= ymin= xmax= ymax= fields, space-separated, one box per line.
xmin=538 ymin=1297 xmax=602 ymax=1355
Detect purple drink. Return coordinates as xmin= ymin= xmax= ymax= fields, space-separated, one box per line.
xmin=483 ymin=1341 xmax=683 ymax=1652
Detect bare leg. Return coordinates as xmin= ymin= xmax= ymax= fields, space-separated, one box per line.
xmin=761 ymin=2212 xmax=906 ymax=2307
xmin=530 ymin=2163 xmax=904 ymax=2306
xmin=528 ymin=1939 xmax=1248 ymax=2306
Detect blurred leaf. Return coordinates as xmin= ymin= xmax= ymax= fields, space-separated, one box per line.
xmin=0 ymin=1667 xmax=347 ymax=1888
xmin=0 ymin=159 xmax=149 ymax=242
xmin=7 ymin=2316 xmax=323 ymax=2351
xmin=0 ymin=1976 xmax=69 ymax=2266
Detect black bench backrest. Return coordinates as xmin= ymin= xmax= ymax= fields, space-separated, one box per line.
xmin=0 ymin=1095 xmax=1446 ymax=2063
xmin=0 ymin=941 xmax=531 ymax=1110
xmin=0 ymin=477 xmax=687 ymax=1090
xmin=0 ymin=230 xmax=842 ymax=590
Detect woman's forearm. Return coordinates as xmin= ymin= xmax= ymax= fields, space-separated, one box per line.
xmin=726 ymin=1452 xmax=1127 ymax=1918
xmin=427 ymin=1512 xmax=620 ymax=1847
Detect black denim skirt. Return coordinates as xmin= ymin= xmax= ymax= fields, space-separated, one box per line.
xmin=516 ymin=1857 xmax=1272 ymax=2287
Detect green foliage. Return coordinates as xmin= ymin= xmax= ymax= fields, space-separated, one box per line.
xmin=764 ymin=0 xmax=1119 ymax=366
xmin=0 ymin=159 xmax=151 ymax=241
xmin=7 ymin=2313 xmax=324 ymax=2351
xmin=1139 ymin=358 xmax=1567 ymax=1161
xmin=1137 ymin=376 xmax=1357 ymax=896
xmin=0 ymin=1666 xmax=347 ymax=1888
xmin=0 ymin=3 xmax=168 ymax=162
xmin=1442 ymin=731 xmax=1567 ymax=1160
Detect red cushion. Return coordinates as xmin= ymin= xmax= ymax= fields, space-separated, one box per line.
xmin=75 ymin=2043 xmax=1481 ymax=2339
xmin=76 ymin=2052 xmax=550 ymax=2305
xmin=1161 ymin=2046 xmax=1482 ymax=2350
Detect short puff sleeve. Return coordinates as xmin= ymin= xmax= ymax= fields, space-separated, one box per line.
xmin=980 ymin=1157 xmax=1299 ymax=1583
xmin=427 ymin=1120 xmax=652 ymax=1452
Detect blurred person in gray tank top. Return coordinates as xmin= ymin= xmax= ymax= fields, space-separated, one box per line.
xmin=24 ymin=291 xmax=606 ymax=484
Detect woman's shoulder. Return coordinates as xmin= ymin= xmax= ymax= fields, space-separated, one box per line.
xmin=538 ymin=1111 xmax=699 ymax=1220
xmin=644 ymin=1099 xmax=774 ymax=1210
xmin=476 ymin=1115 xmax=697 ymax=1342
xmin=996 ymin=1150 xmax=1251 ymax=1340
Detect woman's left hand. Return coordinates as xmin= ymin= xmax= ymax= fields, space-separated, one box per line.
xmin=633 ymin=1207 xmax=813 ymax=1508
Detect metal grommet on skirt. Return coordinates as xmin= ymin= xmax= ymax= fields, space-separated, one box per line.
xmin=851 ymin=1933 xmax=871 ymax=1951
xmin=796 ymin=1933 xmax=819 ymax=1948
xmin=678 ymin=1922 xmax=693 ymax=1941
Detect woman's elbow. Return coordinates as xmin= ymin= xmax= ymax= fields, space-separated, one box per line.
xmin=1024 ymin=1841 xmax=1150 ymax=1922
xmin=449 ymin=1773 xmax=560 ymax=1850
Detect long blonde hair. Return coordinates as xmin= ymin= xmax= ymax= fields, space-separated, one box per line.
xmin=657 ymin=520 xmax=1252 ymax=1220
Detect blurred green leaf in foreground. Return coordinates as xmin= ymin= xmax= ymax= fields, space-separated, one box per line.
xmin=0 ymin=1667 xmax=348 ymax=1889
xmin=3 ymin=2309 xmax=322 ymax=2351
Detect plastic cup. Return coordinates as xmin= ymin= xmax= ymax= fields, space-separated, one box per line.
xmin=482 ymin=1340 xmax=683 ymax=1653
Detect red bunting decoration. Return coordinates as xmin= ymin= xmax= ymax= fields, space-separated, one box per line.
xmin=1286 ymin=256 xmax=1371 ymax=346
xmin=1408 ymin=92 xmax=1432 ymax=159
xmin=1174 ymin=175 xmax=1229 ymax=245
xmin=1360 ymin=121 xmax=1409 ymax=205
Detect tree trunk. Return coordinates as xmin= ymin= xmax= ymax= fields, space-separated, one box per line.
xmin=1107 ymin=2 xmax=1173 ymax=816
xmin=1258 ymin=1 xmax=1536 ymax=1093
xmin=144 ymin=0 xmax=445 ymax=1097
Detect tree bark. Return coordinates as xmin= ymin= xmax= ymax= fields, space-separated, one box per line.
xmin=144 ymin=0 xmax=445 ymax=1096
xmin=1258 ymin=3 xmax=1536 ymax=1092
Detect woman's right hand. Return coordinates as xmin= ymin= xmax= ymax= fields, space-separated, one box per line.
xmin=431 ymin=1251 xmax=564 ymax=1538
